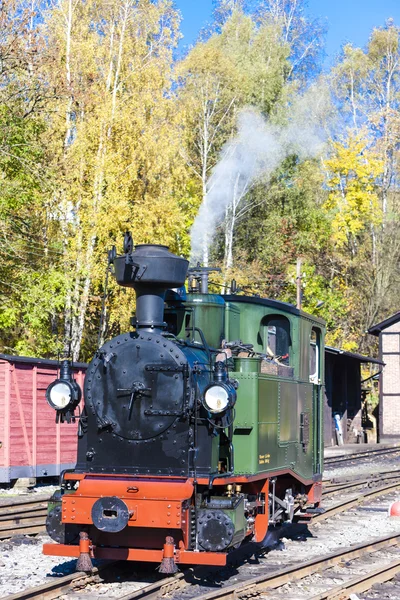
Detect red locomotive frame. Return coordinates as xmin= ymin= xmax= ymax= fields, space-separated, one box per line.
xmin=43 ymin=471 xmax=321 ymax=567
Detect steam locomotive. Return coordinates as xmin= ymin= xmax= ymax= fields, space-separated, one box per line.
xmin=43 ymin=240 xmax=324 ymax=572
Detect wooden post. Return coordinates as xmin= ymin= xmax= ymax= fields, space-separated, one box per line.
xmin=296 ymin=258 xmax=302 ymax=310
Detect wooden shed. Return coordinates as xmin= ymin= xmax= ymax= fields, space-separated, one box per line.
xmin=0 ymin=354 xmax=86 ymax=484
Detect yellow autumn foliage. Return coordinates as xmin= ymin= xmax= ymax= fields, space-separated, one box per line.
xmin=325 ymin=135 xmax=384 ymax=247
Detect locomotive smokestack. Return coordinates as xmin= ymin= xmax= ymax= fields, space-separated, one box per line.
xmin=113 ymin=243 xmax=189 ymax=333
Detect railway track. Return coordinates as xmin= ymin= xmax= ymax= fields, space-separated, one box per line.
xmin=7 ymin=480 xmax=400 ymax=600
xmin=302 ymin=480 xmax=400 ymax=523
xmin=0 ymin=495 xmax=50 ymax=540
xmin=84 ymin=533 xmax=400 ymax=600
xmin=324 ymin=444 xmax=400 ymax=467
xmin=322 ymin=469 xmax=400 ymax=498
xmin=183 ymin=533 xmax=400 ymax=600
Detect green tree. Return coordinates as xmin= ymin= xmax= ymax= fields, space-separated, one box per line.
xmin=0 ymin=0 xmax=63 ymax=356
xmin=330 ymin=22 xmax=400 ymax=349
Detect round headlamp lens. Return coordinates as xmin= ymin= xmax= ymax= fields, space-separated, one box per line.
xmin=204 ymin=385 xmax=229 ymax=414
xmin=49 ymin=382 xmax=72 ymax=409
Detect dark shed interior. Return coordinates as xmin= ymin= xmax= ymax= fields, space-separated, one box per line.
xmin=324 ymin=347 xmax=382 ymax=446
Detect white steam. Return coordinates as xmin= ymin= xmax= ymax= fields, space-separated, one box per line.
xmin=190 ymin=86 xmax=327 ymax=265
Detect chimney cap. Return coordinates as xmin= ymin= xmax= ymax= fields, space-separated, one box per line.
xmin=113 ymin=243 xmax=189 ymax=289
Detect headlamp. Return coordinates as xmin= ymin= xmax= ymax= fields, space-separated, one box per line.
xmin=203 ymin=382 xmax=236 ymax=415
xmin=46 ymin=380 xmax=76 ymax=411
xmin=46 ymin=360 xmax=81 ymax=414
xmin=204 ymin=385 xmax=230 ymax=413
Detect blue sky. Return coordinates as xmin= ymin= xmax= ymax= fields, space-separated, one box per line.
xmin=174 ymin=1 xmax=400 ymax=66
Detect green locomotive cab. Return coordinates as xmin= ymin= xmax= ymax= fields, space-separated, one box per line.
xmin=224 ymin=296 xmax=324 ymax=484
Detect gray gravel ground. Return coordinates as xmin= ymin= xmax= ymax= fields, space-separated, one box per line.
xmin=0 ymin=457 xmax=400 ymax=599
xmin=0 ymin=532 xmax=76 ymax=596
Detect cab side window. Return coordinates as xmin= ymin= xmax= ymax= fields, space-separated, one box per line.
xmin=310 ymin=327 xmax=321 ymax=383
xmin=264 ymin=316 xmax=291 ymax=366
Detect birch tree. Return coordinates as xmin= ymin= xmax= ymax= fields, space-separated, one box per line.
xmin=177 ymin=43 xmax=240 ymax=265
xmin=42 ymin=0 xmax=185 ymax=360
xmin=256 ymin=0 xmax=325 ymax=81
xmin=177 ymin=8 xmax=289 ymax=266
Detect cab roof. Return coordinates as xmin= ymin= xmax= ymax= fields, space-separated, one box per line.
xmin=223 ymin=295 xmax=325 ymax=327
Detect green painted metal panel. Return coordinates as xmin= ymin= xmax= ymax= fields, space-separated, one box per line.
xmin=294 ymin=384 xmax=314 ymax=478
xmin=278 ymin=381 xmax=298 ymax=443
xmin=225 ymin=304 xmax=240 ymax=341
xmin=232 ymin=372 xmax=259 ymax=474
xmin=285 ymin=443 xmax=297 ymax=468
xmin=258 ymin=378 xmax=278 ymax=423
xmin=179 ymin=294 xmax=225 ymax=348
xmin=258 ymin=378 xmax=282 ymax=471
xmin=258 ymin=424 xmax=287 ymax=470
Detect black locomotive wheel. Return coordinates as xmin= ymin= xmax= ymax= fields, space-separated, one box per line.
xmin=46 ymin=504 xmax=80 ymax=544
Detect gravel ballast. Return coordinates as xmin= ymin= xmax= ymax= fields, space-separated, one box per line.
xmin=0 ymin=457 xmax=400 ymax=598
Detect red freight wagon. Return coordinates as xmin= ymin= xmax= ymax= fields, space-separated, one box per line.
xmin=0 ymin=354 xmax=87 ymax=484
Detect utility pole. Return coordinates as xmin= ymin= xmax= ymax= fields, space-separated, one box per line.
xmin=296 ymin=258 xmax=302 ymax=310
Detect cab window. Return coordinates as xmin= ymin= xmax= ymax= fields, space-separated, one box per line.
xmin=310 ymin=327 xmax=321 ymax=383
xmin=263 ymin=316 xmax=291 ymax=366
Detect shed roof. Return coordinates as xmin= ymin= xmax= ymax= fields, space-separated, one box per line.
xmin=0 ymin=353 xmax=87 ymax=369
xmin=368 ymin=311 xmax=400 ymax=336
xmin=325 ymin=346 xmax=383 ymax=365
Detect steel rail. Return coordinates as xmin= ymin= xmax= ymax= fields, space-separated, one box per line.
xmin=322 ymin=473 xmax=400 ymax=497
xmin=118 ymin=573 xmax=187 ymax=600
xmin=4 ymin=563 xmax=181 ymax=600
xmin=310 ymin=480 xmax=400 ymax=523
xmin=4 ymin=567 xmax=105 ymax=600
xmin=324 ymin=467 xmax=400 ymax=486
xmin=309 ymin=558 xmax=400 ymax=600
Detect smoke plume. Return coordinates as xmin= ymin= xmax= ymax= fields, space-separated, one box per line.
xmin=190 ymin=86 xmax=327 ymax=265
